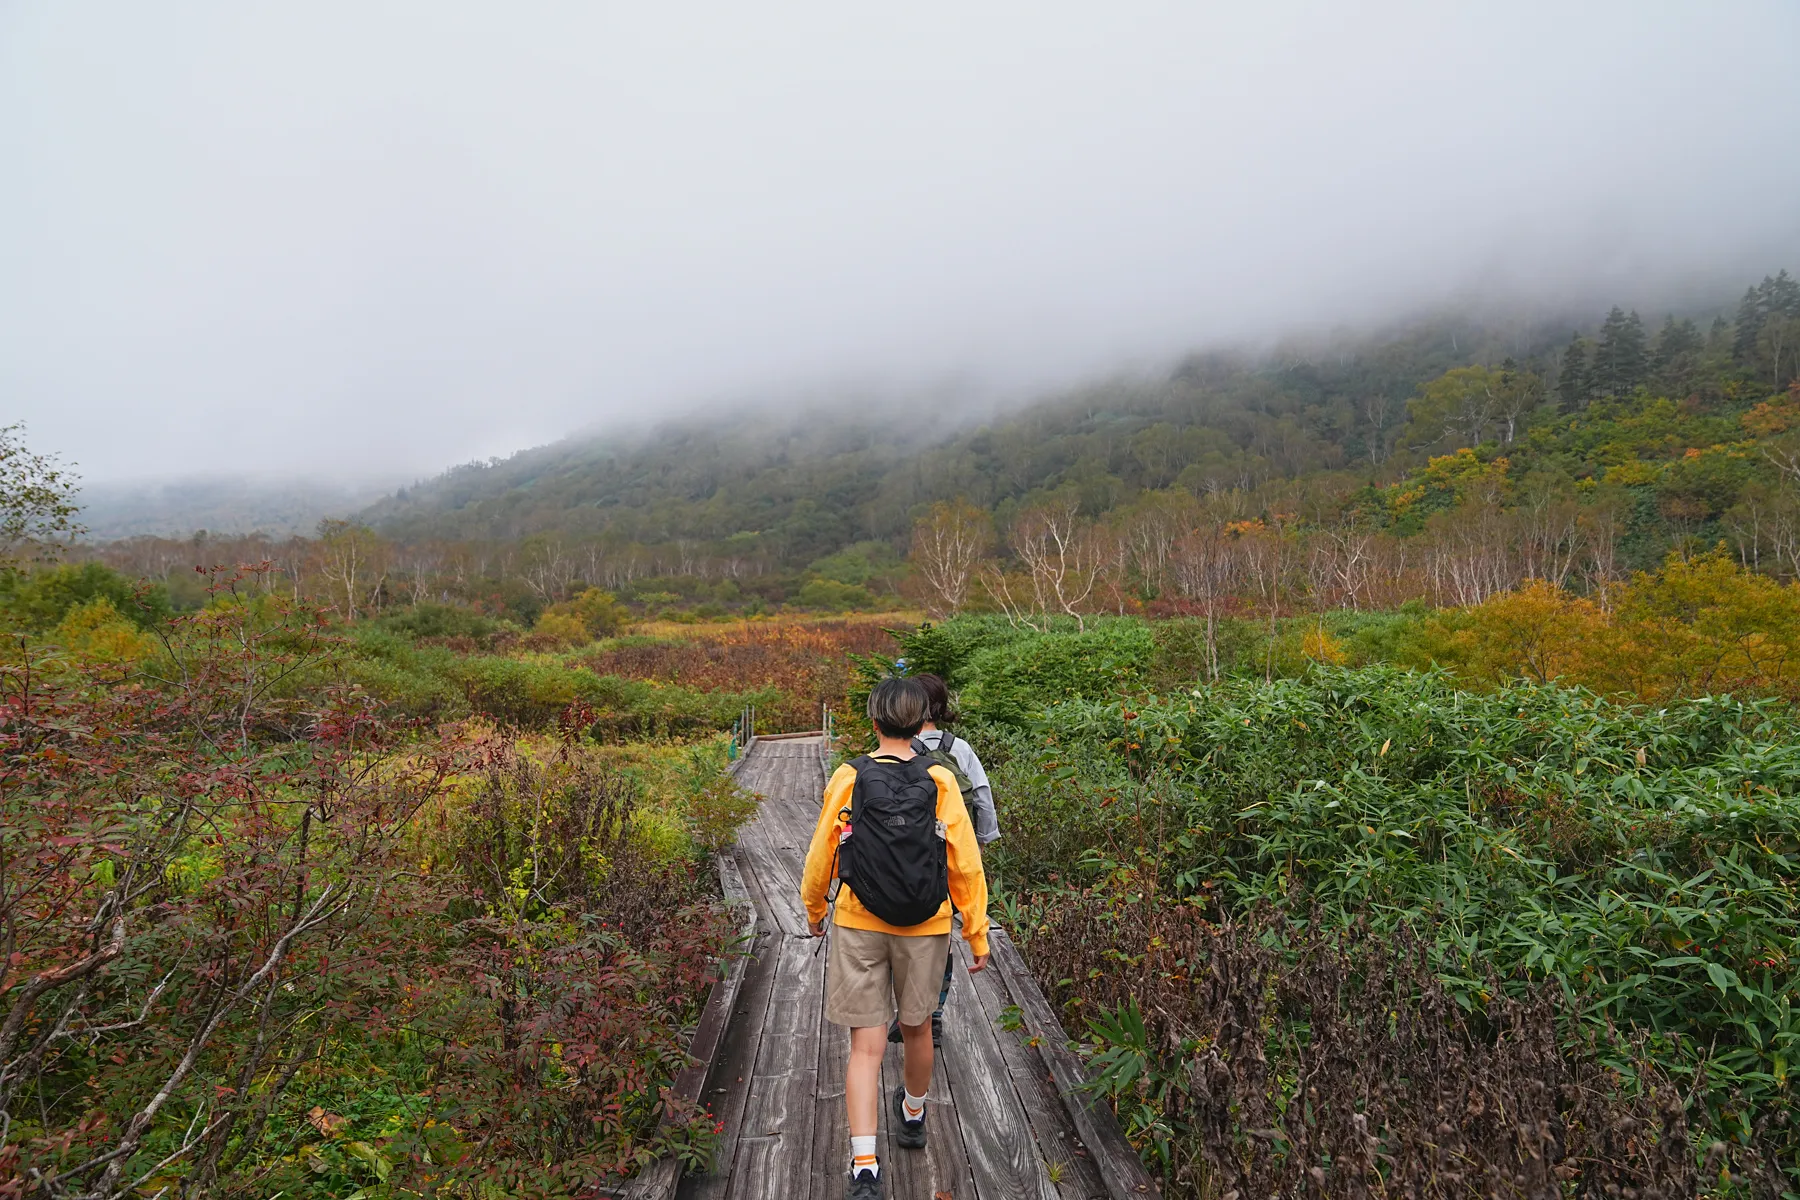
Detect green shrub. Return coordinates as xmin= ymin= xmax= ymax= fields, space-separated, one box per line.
xmin=451 ymin=656 xmax=586 ymax=727
xmin=957 ymin=620 xmax=1155 ymax=725
xmin=807 ymin=541 xmax=902 ymax=587
xmin=339 ymin=653 xmax=468 ymax=720
xmin=373 ymin=601 xmax=500 ymax=641
xmin=0 ymin=562 xmax=172 ymax=631
xmin=684 ymin=773 xmax=761 ymax=855
xmin=794 ymin=577 xmax=875 ymax=612
xmin=980 ymin=663 xmax=1799 ymax=1170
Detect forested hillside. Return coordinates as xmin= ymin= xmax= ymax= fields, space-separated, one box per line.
xmin=359 ymin=310 xmax=1501 ymax=549
xmin=360 ymin=271 xmax=1799 ymax=572
xmin=73 ymin=269 xmax=1800 ymax=631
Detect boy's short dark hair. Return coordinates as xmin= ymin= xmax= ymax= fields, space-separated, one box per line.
xmin=914 ymin=673 xmax=956 ymax=724
xmin=867 ymin=676 xmax=930 ymax=739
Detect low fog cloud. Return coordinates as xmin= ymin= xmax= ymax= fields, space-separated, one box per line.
xmin=3 ymin=2 xmax=1797 ymax=484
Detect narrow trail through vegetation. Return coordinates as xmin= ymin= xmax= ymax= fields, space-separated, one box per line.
xmin=679 ymin=735 xmax=1154 ymax=1200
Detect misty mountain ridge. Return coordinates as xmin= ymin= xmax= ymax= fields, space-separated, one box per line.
xmin=78 ymin=477 xmax=397 ymax=541
xmin=355 ymin=280 xmax=1765 ymax=564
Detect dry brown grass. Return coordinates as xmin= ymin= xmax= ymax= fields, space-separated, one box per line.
xmin=584 ymin=615 xmax=911 ymax=732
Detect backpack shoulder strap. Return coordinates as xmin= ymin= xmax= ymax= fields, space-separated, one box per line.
xmin=909 ymin=754 xmax=950 ymax=840
xmin=936 ymin=732 xmax=957 ymax=757
xmin=906 ymin=753 xmax=942 ymax=786
xmin=846 ymin=754 xmax=880 ymax=822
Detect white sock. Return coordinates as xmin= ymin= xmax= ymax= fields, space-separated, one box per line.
xmin=903 ymin=1088 xmax=927 ymax=1120
xmin=850 ymin=1135 xmax=878 ymax=1177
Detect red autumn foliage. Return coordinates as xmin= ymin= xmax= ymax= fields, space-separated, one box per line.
xmin=582 ymin=618 xmax=901 ymax=730
xmin=0 ymin=568 xmax=733 ymax=1200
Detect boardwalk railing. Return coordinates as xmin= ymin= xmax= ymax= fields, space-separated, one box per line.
xmin=727 ymin=706 xmax=757 ymax=762
xmin=622 ymin=858 xmax=757 ymax=1199
xmin=618 ymin=745 xmax=762 ymax=1200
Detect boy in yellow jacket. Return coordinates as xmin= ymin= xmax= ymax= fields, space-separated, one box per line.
xmin=800 ymin=676 xmax=989 ymax=1200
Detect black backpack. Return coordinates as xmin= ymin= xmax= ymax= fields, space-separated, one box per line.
xmin=912 ymin=732 xmax=976 ymax=799
xmin=832 ymin=754 xmax=948 ymax=927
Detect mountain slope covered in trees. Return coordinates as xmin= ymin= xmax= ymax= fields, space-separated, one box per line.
xmin=362 ymin=312 xmax=1529 ymax=550
xmin=361 ymin=271 xmax=1800 ymax=582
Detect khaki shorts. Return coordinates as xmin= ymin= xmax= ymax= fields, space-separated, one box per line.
xmin=825 ymin=925 xmax=950 ymax=1028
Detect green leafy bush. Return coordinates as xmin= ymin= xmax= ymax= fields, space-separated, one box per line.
xmin=967 ymin=657 xmax=1798 ymax=1186
xmin=373 ymin=600 xmax=501 ymax=641
xmin=950 ymin=619 xmax=1155 ymax=725
xmin=794 ymin=577 xmax=875 ymax=612
xmin=0 ymin=562 xmax=172 ymax=630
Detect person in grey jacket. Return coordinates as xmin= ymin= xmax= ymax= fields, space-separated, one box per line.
xmin=889 ymin=672 xmax=998 ymax=1045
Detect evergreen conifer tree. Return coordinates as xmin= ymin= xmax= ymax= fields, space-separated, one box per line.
xmin=1593 ymin=308 xmax=1648 ymax=397
xmin=1556 ymin=334 xmax=1590 ymax=412
xmin=1768 ymin=269 xmax=1800 ymax=318
xmin=1622 ymin=310 xmax=1648 ymax=392
xmin=1734 ymin=282 xmax=1768 ymax=364
xmin=1651 ymin=315 xmax=1703 ymax=396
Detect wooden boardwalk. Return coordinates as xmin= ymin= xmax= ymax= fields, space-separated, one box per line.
xmin=674 ymin=734 xmax=1159 ymax=1200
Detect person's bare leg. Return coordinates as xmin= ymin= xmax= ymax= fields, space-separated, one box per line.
xmin=898 ymin=1018 xmax=933 ymax=1098
xmin=845 ymin=1025 xmax=886 ymax=1138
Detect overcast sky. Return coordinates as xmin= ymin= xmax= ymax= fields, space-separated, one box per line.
xmin=4 ymin=3 xmax=1798 ymax=486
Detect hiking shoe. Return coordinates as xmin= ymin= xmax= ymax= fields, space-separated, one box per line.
xmin=892 ymin=1085 xmax=927 ymax=1150
xmin=846 ymin=1165 xmax=884 ymax=1199
xmin=887 ymin=1014 xmax=944 ymax=1046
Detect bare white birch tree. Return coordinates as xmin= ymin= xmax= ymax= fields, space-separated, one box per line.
xmin=909 ymin=500 xmax=992 ymax=618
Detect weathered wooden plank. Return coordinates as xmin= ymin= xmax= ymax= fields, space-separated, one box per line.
xmin=881 ymin=1037 xmax=971 ymax=1200
xmin=727 ymin=736 xmax=757 ymax=779
xmin=734 ymin=823 xmax=809 ymax=938
xmin=753 ymin=933 xmax=825 ymax=1076
xmin=748 ymin=761 xmax=822 ymax=935
xmin=721 ymin=932 xmax=824 ymax=1200
xmin=674 ymin=854 xmax=757 ymax=1104
xmin=680 ymin=754 xmax=813 ymax=1200
xmin=962 ymin=937 xmax=1110 ymax=1200
xmin=758 ymin=802 xmax=811 ymax=879
xmin=940 ymin=939 xmax=1060 ymax=1200
xmin=760 ymin=757 xmax=820 ymax=855
xmin=989 ymin=926 xmax=1161 ymax=1200
xmin=728 ymin=1068 xmax=818 ymax=1200
xmin=675 ymin=922 xmax=781 ymax=1200
xmin=808 ymin=1019 xmax=851 ymax=1200
xmin=624 ymin=849 xmax=761 ymax=1200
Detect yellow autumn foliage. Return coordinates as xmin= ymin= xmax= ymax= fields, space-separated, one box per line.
xmin=1301 ymin=626 xmax=1349 ymax=665
xmin=1437 ymin=552 xmax=1800 ymax=703
xmin=52 ymin=597 xmax=158 ymax=664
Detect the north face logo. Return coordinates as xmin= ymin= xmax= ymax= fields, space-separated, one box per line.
xmin=884 ymin=815 xmax=907 ymax=827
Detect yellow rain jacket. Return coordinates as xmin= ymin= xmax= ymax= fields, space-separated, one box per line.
xmin=799 ymin=754 xmax=990 ymax=958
